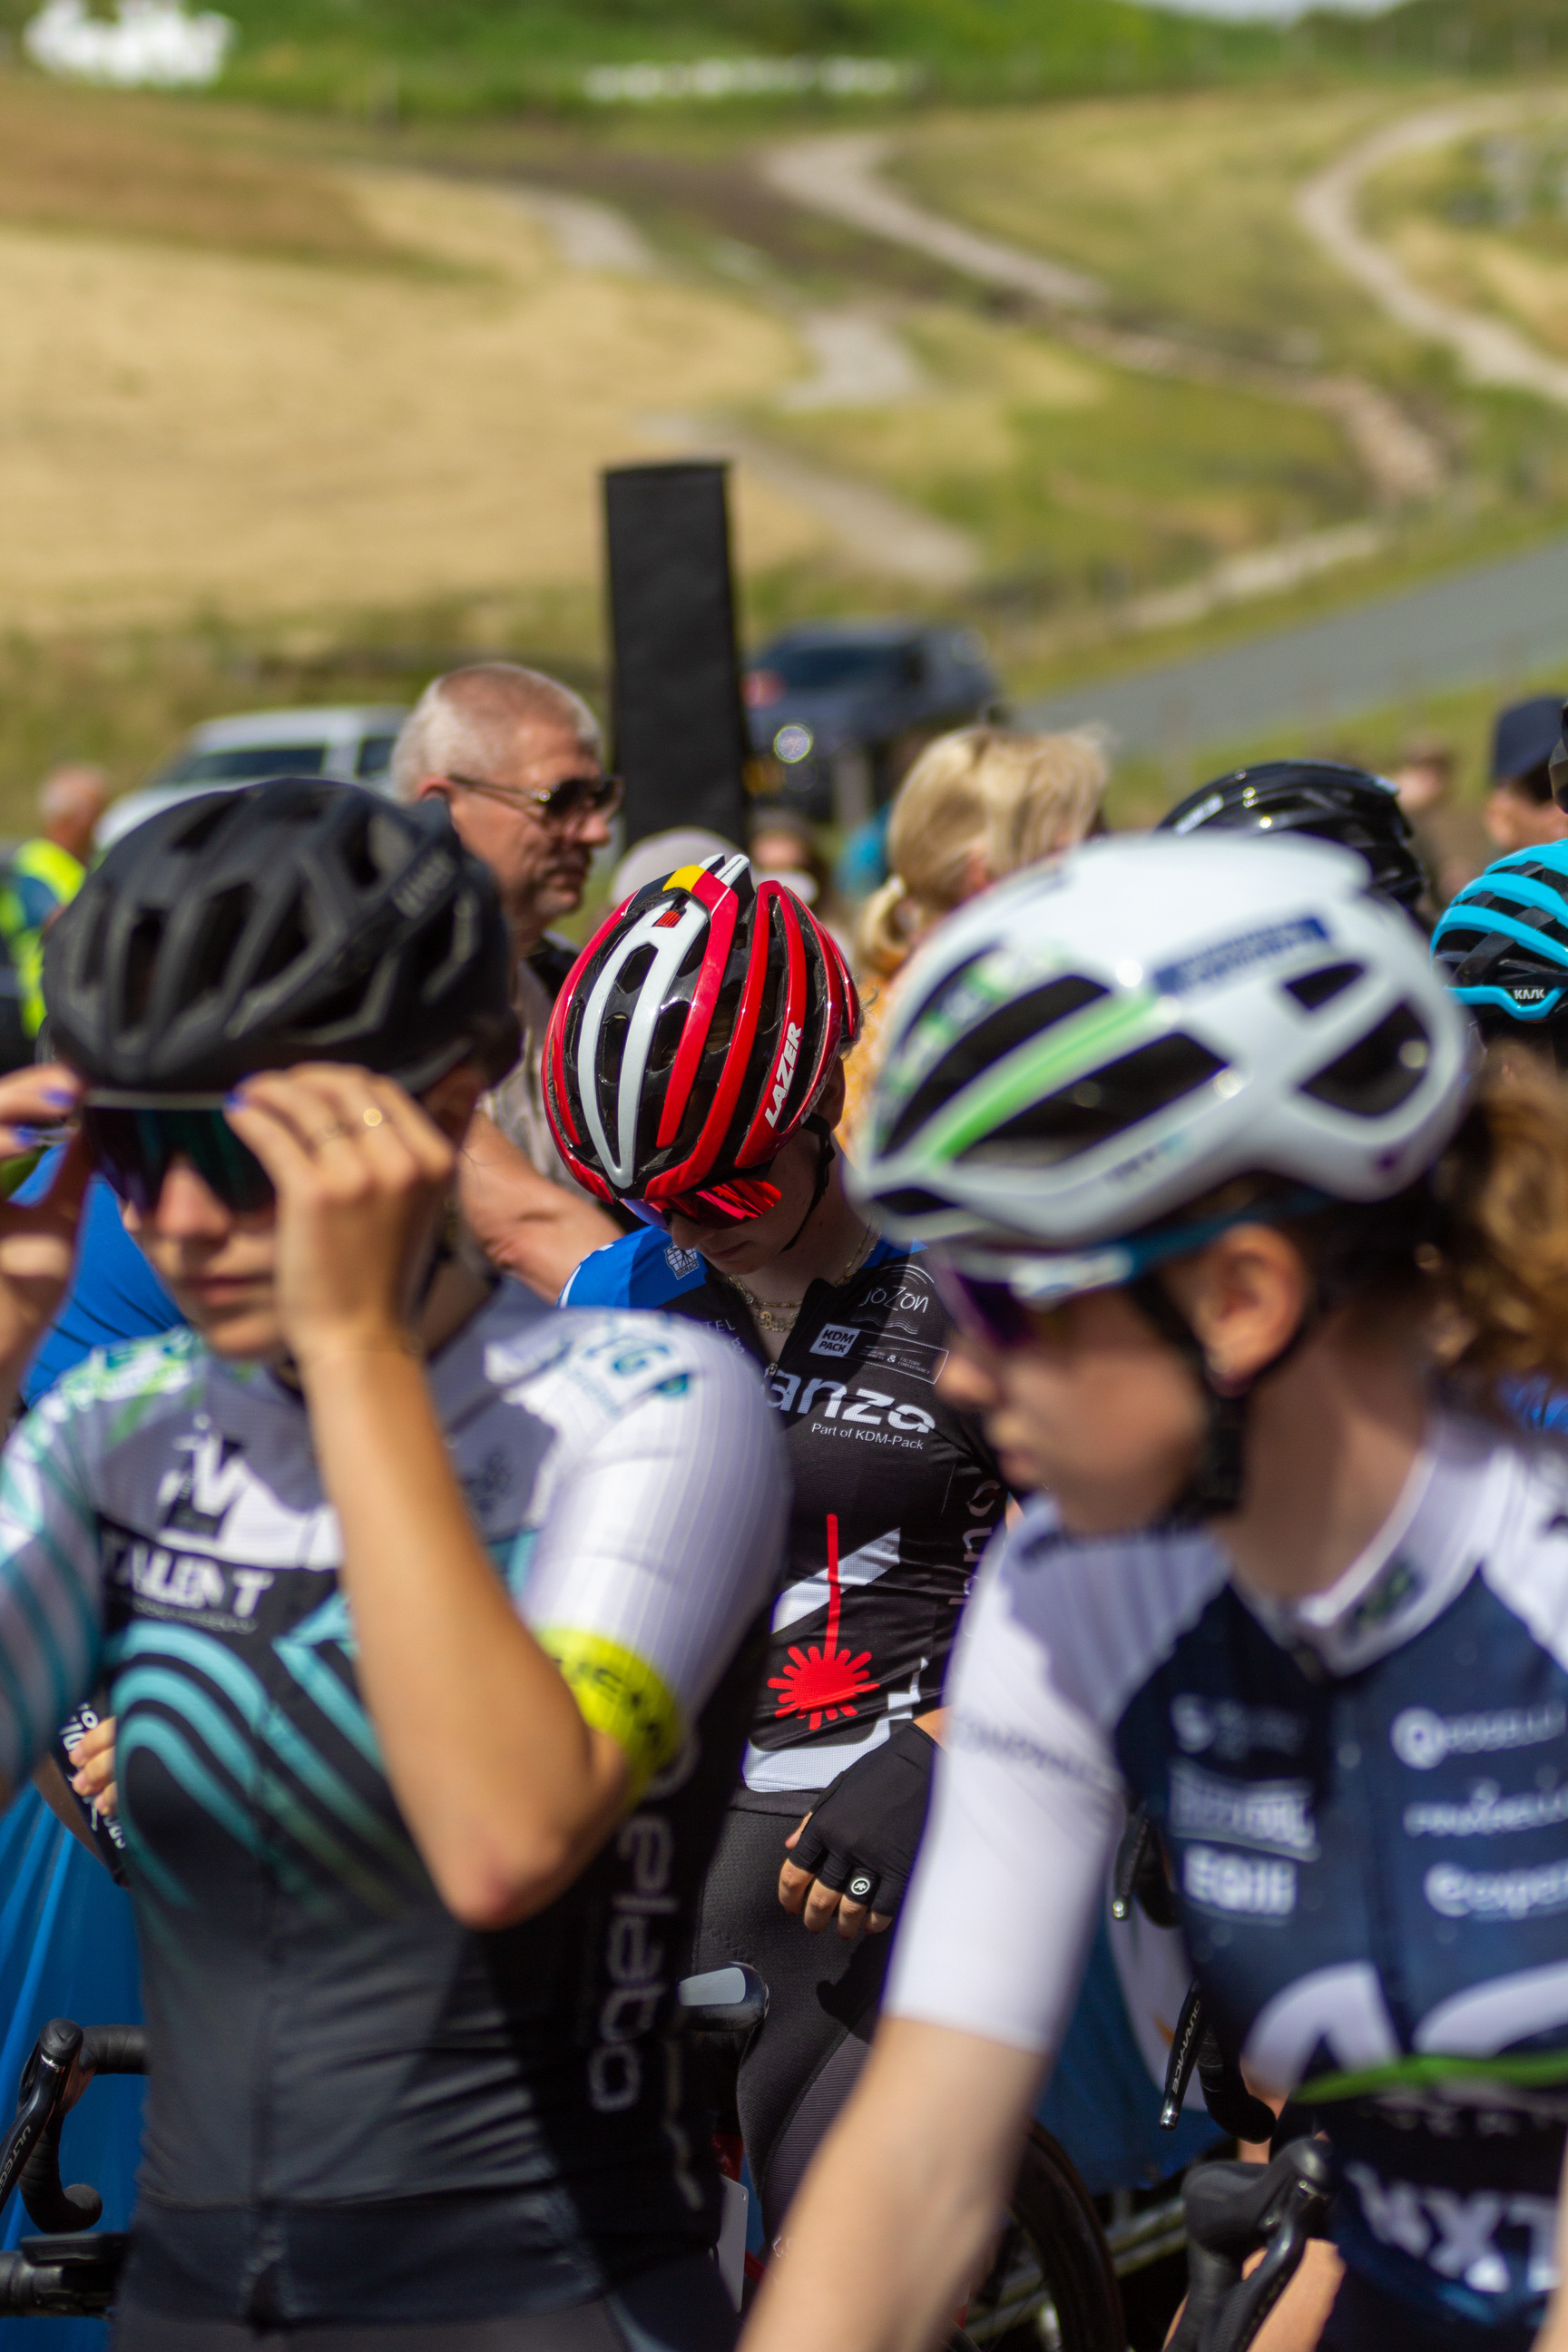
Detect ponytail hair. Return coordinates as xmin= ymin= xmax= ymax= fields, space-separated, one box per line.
xmin=1426 ymin=1061 xmax=1568 ymax=1397
xmin=858 ymin=875 xmax=914 ymax=980
xmin=856 ymin=726 xmax=1109 ymax=980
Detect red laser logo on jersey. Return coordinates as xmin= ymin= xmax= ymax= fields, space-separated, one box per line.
xmin=769 ymin=1513 xmax=877 ymax=1730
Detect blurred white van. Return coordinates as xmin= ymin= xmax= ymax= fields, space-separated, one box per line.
xmin=98 ymin=705 xmax=409 ymax=850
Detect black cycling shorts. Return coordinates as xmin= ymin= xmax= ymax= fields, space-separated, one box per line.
xmin=111 ymin=2253 xmax=737 ymax=2352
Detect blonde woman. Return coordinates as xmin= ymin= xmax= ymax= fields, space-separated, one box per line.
xmin=839 ymin=727 xmax=1108 ymax=1153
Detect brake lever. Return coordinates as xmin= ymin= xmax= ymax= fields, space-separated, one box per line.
xmin=1169 ymin=2138 xmax=1334 ymax=2352
xmin=0 ymin=2022 xmax=81 ymax=2223
xmin=1161 ymin=1979 xmax=1205 ymax=2129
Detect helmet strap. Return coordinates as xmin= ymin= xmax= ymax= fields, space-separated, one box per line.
xmin=1127 ymin=1273 xmax=1314 ymax=1528
xmin=780 ymin=1115 xmax=837 ymax=1255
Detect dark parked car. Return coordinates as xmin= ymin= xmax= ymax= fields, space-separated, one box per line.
xmin=744 ymin=620 xmax=1000 ymax=826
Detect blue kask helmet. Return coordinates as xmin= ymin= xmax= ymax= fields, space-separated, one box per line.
xmin=1431 ymin=843 xmax=1568 ymax=1038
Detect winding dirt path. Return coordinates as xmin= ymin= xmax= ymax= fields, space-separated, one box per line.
xmin=762 ymin=132 xmax=1105 ymax=311
xmin=1297 ymin=96 xmax=1568 ymax=406
xmin=759 ymin=130 xmax=1444 ymax=510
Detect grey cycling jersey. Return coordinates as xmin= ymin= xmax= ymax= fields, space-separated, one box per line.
xmin=0 ymin=1285 xmax=785 ymax=2320
xmin=890 ymin=1410 xmax=1568 ymax=2337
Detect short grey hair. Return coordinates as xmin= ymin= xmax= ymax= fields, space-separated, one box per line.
xmin=391 ymin=663 xmax=601 ymax=802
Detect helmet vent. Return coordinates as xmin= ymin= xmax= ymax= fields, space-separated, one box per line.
xmin=409 ymin=899 xmax=457 ymax=1000
xmin=620 ymin=945 xmax=655 ymax=995
xmin=885 ymin=975 xmax=1109 ymax=1153
xmin=172 ymin=797 xmax=236 ymax=854
xmin=709 ymin=976 xmax=744 ymax=1055
xmin=648 ymin=1002 xmax=685 ymax=1076
xmin=1300 ymin=1003 xmax=1430 ymax=1117
xmin=250 ymin=895 xmax=311 ymax=991
xmin=1516 ymin=861 xmax=1568 ymax=906
xmin=1284 ymin=962 xmax=1363 ymax=1012
xmin=190 ymin=886 xmax=255 ymax=1002
xmin=342 ymin=810 xmax=382 ymax=890
xmin=124 ymin=914 xmax=164 ymax=1027
xmin=967 ymin=1032 xmax=1227 ymax=1165
xmin=877 ymin=1186 xmax=954 ymax=1220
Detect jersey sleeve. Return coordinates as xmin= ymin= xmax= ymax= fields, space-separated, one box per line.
xmin=514 ymin=1321 xmax=785 ymax=1798
xmin=886 ymin=1530 xmax=1126 ymax=2058
xmin=0 ymin=1378 xmax=106 ymax=1791
xmin=556 ymin=1243 xmax=630 ymax=1309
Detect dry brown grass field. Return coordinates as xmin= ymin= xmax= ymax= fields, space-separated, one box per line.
xmin=0 ymin=76 xmax=835 ymax=635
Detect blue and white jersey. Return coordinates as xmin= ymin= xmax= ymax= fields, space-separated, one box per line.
xmin=889 ymin=1411 xmax=1568 ymax=2337
xmin=0 ymin=1285 xmax=786 ymax=2321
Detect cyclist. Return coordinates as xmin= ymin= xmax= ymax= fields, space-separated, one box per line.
xmin=742 ymin=830 xmax=1568 ymax=2352
xmin=545 ymin=853 xmax=1011 ymax=2243
xmin=1159 ymin=759 xmax=1429 ymax=921
xmin=0 ymin=779 xmax=786 ymax=2350
xmin=1431 ymin=843 xmax=1568 ymax=1073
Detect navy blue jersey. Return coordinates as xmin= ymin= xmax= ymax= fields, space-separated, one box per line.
xmin=890 ymin=1412 xmax=1568 ymax=2337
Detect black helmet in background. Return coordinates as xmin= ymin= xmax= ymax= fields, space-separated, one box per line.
xmin=45 ymin=780 xmax=520 ymax=1094
xmin=1158 ymin=760 xmax=1428 ymax=917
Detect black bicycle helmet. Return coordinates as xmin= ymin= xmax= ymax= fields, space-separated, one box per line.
xmin=1158 ymin=760 xmax=1428 ymax=916
xmin=45 ymin=780 xmax=519 ymax=1093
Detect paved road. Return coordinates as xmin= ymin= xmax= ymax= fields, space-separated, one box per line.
xmin=1019 ymin=534 xmax=1568 ymax=752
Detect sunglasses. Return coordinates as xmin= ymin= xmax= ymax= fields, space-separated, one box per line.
xmin=629 ymin=1169 xmax=783 ymax=1233
xmin=932 ymin=1260 xmax=1074 ymax=1354
xmin=932 ymin=1185 xmax=1332 ymax=1354
xmin=79 ymin=1094 xmax=273 ymax=1216
xmin=444 ymin=770 xmax=623 ymax=828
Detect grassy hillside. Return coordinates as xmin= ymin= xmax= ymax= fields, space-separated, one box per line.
xmin=0 ymin=0 xmax=1289 ymax=113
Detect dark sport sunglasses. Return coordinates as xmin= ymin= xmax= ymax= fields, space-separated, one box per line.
xmin=78 ymin=1094 xmax=273 ymax=1216
xmin=627 ymin=1168 xmax=783 ymax=1233
xmin=933 ymin=1186 xmax=1331 ymax=1354
xmin=444 ymin=769 xmax=623 ymax=828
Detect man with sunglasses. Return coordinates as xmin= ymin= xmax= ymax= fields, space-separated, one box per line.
xmin=393 ymin=662 xmax=623 ymax=1300
xmin=546 ymin=855 xmax=1011 ymax=2248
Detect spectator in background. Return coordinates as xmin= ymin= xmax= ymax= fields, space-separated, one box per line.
xmin=0 ymin=762 xmax=108 ymax=1072
xmin=392 ymin=663 xmax=621 ymax=1299
xmin=1484 ymin=693 xmax=1568 ymax=856
xmin=1388 ymin=730 xmax=1487 ymax=908
xmin=838 ymin=727 xmax=1109 ymax=1154
xmin=611 ymin=828 xmax=740 ymax=904
xmin=749 ymin=807 xmax=852 ymax=956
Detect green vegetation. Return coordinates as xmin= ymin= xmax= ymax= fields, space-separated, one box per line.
xmin=0 ymin=0 xmax=1290 ymax=117
xmin=1104 ymin=660 xmax=1553 ymax=837
xmin=761 ymin=302 xmax=1364 ymax=610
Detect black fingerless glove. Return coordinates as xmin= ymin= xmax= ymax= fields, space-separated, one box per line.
xmin=789 ymin=1722 xmax=937 ymax=1918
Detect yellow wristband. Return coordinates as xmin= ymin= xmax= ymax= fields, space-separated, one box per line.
xmin=536 ymin=1627 xmax=684 ymax=1801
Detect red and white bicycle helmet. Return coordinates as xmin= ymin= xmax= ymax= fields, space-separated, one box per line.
xmin=544 ymin=851 xmax=859 ymax=1220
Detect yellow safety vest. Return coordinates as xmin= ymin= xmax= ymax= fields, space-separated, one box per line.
xmin=0 ymin=838 xmax=86 ymax=1037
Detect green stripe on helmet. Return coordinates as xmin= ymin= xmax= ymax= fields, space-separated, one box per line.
xmin=916 ymin=986 xmax=1161 ymax=1167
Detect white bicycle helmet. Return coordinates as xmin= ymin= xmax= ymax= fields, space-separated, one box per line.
xmin=857 ymin=831 xmax=1471 ymax=1294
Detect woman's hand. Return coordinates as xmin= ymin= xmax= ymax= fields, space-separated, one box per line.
xmin=0 ymin=1064 xmax=89 ymax=1388
xmin=224 ymin=1065 xmax=455 ymax=1370
xmin=66 ymin=1714 xmax=117 ymax=1818
xmin=778 ymin=1719 xmax=942 ymax=1941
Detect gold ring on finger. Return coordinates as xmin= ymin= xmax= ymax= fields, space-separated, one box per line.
xmin=362 ymin=1107 xmax=384 ymax=1129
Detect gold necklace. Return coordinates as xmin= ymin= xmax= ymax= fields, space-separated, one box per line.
xmin=727 ymin=1222 xmax=875 ymax=1335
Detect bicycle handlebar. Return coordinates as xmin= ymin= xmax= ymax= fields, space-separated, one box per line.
xmin=0 ymin=2235 xmax=128 ymax=2316
xmin=0 ymin=2021 xmax=146 ymax=2241
xmin=1168 ymin=2138 xmax=1335 ymax=2352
